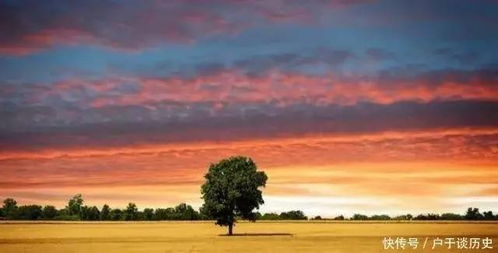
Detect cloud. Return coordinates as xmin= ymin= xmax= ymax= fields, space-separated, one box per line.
xmin=0 ymin=0 xmax=371 ymax=55
xmin=232 ymin=50 xmax=355 ymax=75
xmin=2 ymin=100 xmax=498 ymax=152
xmin=433 ymin=48 xmax=480 ymax=65
xmin=1 ymin=67 xmax=498 ymax=152
xmin=1 ymin=133 xmax=497 ymax=213
xmin=365 ymin=48 xmax=396 ymax=61
xmin=2 ymin=0 xmax=497 ymax=215
xmin=12 ymin=67 xmax=498 ymax=111
xmin=2 ymin=0 xmax=498 ymax=56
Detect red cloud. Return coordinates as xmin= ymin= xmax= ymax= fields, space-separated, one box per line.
xmin=61 ymin=70 xmax=498 ymax=108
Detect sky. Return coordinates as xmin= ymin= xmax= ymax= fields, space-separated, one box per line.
xmin=1 ymin=0 xmax=498 ymax=217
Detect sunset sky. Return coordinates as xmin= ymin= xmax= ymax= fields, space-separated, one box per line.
xmin=1 ymin=0 xmax=498 ymax=217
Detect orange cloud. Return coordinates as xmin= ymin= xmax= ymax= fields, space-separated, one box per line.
xmin=1 ymin=127 xmax=497 ymax=215
xmin=2 ymin=127 xmax=497 ymax=161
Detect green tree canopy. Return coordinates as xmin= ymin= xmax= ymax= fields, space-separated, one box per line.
xmin=124 ymin=203 xmax=138 ymax=221
xmin=67 ymin=194 xmax=84 ymax=216
xmin=2 ymin=198 xmax=18 ymax=219
xmin=100 ymin=204 xmax=111 ymax=220
xmin=201 ymin=156 xmax=267 ymax=235
xmin=17 ymin=205 xmax=42 ymax=220
xmin=110 ymin=209 xmax=123 ymax=220
xmin=143 ymin=208 xmax=154 ymax=220
xmin=465 ymin=207 xmax=484 ymax=220
xmin=174 ymin=203 xmax=199 ymax=220
xmin=483 ymin=211 xmax=494 ymax=220
xmin=42 ymin=205 xmax=58 ymax=219
xmin=154 ymin=208 xmax=175 ymax=220
xmin=280 ymin=210 xmax=307 ymax=220
xmin=82 ymin=206 xmax=100 ymax=220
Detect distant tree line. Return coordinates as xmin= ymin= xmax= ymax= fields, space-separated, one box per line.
xmin=0 ymin=195 xmax=309 ymax=221
xmin=0 ymin=195 xmax=203 ymax=221
xmin=256 ymin=210 xmax=308 ymax=220
xmin=1 ymin=195 xmax=496 ymax=221
xmin=311 ymin=208 xmax=498 ymax=221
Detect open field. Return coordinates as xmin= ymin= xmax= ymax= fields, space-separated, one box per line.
xmin=1 ymin=221 xmax=497 ymax=252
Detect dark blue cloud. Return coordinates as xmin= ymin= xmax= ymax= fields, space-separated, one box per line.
xmin=2 ymin=99 xmax=498 ymax=151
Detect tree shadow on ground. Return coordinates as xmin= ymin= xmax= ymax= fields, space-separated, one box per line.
xmin=219 ymin=233 xmax=293 ymax=237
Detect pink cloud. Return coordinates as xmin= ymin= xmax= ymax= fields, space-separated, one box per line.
xmin=47 ymin=70 xmax=498 ymax=108
xmin=0 ymin=0 xmax=371 ymax=55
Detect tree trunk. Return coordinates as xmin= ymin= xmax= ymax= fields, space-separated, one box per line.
xmin=228 ymin=223 xmax=233 ymax=235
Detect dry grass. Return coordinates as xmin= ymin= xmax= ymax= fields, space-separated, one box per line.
xmin=1 ymin=221 xmax=497 ymax=252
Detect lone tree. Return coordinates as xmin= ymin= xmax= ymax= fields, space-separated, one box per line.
xmin=201 ymin=156 xmax=267 ymax=235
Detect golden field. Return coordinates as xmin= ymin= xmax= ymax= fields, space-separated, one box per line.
xmin=1 ymin=221 xmax=497 ymax=252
